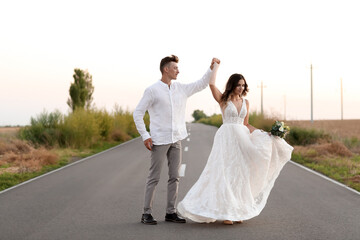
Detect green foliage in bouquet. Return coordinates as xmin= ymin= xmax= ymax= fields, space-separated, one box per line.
xmin=270 ymin=121 xmax=290 ymax=139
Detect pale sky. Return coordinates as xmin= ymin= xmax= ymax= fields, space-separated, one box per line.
xmin=1 ymin=0 xmax=360 ymax=126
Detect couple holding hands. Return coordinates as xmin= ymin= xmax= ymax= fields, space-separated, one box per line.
xmin=133 ymin=55 xmax=293 ymax=225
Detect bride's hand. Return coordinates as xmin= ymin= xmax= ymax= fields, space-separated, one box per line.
xmin=263 ymin=130 xmax=271 ymax=136
xmin=259 ymin=129 xmax=271 ymax=136
xmin=210 ymin=58 xmax=220 ymax=70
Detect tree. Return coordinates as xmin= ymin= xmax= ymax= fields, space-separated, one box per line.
xmin=67 ymin=69 xmax=94 ymax=111
xmin=192 ymin=109 xmax=208 ymax=122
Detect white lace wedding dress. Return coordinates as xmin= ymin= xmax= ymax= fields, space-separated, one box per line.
xmin=177 ymin=100 xmax=293 ymax=223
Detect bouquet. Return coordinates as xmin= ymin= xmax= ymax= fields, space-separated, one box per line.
xmin=270 ymin=121 xmax=290 ymax=139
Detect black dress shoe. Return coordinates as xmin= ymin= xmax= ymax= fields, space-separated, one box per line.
xmin=141 ymin=214 xmax=157 ymax=225
xmin=165 ymin=213 xmax=186 ymax=223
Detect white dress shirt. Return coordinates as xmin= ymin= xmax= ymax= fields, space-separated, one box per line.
xmin=133 ymin=68 xmax=212 ymax=145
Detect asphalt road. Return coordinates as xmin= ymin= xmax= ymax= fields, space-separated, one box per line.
xmin=0 ymin=123 xmax=359 ymax=240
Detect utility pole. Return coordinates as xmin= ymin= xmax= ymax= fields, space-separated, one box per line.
xmin=310 ymin=64 xmax=313 ymax=123
xmin=257 ymin=81 xmax=267 ymax=115
xmin=284 ymin=95 xmax=286 ymax=121
xmin=341 ymin=78 xmax=343 ymax=120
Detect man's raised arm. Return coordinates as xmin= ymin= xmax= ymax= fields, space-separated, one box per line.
xmin=182 ymin=58 xmax=220 ymax=97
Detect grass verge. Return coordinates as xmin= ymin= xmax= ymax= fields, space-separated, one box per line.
xmin=0 ymin=140 xmax=122 ymax=191
xmin=292 ymin=153 xmax=360 ymax=192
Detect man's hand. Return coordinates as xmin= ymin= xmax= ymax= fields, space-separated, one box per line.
xmin=210 ymin=58 xmax=221 ymax=70
xmin=144 ymin=138 xmax=153 ymax=151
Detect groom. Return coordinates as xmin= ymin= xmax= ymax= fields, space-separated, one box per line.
xmin=133 ymin=55 xmax=219 ymax=225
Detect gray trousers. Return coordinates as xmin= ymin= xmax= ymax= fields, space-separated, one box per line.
xmin=143 ymin=141 xmax=182 ymax=214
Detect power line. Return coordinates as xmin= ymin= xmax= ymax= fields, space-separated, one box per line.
xmin=310 ymin=64 xmax=313 ymax=123
xmin=341 ymin=78 xmax=343 ymax=120
xmin=257 ymin=81 xmax=267 ymax=115
xmin=284 ymin=95 xmax=286 ymax=121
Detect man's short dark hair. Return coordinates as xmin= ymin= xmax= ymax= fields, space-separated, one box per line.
xmin=160 ymin=55 xmax=179 ymax=74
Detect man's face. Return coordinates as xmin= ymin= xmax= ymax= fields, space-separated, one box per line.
xmin=166 ymin=62 xmax=179 ymax=80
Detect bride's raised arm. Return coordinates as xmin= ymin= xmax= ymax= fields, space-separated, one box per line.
xmin=209 ymin=63 xmax=222 ymax=104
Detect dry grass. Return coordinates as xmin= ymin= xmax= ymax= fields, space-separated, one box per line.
xmin=0 ymin=139 xmax=32 ymax=155
xmin=294 ymin=141 xmax=353 ymax=159
xmin=0 ymin=127 xmax=20 ymax=133
xmin=0 ymin=127 xmax=20 ymax=139
xmin=0 ymin=138 xmax=58 ymax=174
xmin=347 ymin=175 xmax=360 ymax=183
xmin=317 ymin=141 xmax=354 ymax=157
xmin=287 ymin=120 xmax=360 ymax=139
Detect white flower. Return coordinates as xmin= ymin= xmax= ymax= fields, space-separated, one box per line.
xmin=281 ymin=121 xmax=284 ymax=126
xmin=279 ymin=126 xmax=284 ymax=132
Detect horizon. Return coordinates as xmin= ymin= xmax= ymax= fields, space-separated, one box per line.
xmin=1 ymin=119 xmax=360 ymax=128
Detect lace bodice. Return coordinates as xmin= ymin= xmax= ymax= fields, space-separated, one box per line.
xmin=222 ymin=100 xmax=247 ymax=125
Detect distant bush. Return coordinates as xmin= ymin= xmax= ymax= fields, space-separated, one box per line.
xmin=286 ymin=127 xmax=331 ymax=146
xmin=112 ymin=104 xmax=148 ymax=140
xmin=20 ymin=105 xmax=147 ymax=148
xmin=94 ymin=109 xmax=114 ymax=139
xmin=60 ymin=109 xmax=100 ymax=148
xmin=19 ymin=110 xmax=63 ymax=147
xmin=197 ymin=114 xmax=222 ymax=128
xmin=192 ymin=110 xmax=208 ymax=122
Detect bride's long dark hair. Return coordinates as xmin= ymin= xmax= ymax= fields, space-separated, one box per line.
xmin=220 ymin=73 xmax=249 ymax=103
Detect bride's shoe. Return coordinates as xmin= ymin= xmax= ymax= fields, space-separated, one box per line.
xmin=235 ymin=220 xmax=243 ymax=224
xmin=223 ymin=220 xmax=233 ymax=225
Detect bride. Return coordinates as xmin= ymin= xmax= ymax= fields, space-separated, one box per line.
xmin=177 ymin=62 xmax=293 ymax=225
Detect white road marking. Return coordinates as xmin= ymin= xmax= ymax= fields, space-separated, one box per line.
xmin=179 ymin=164 xmax=186 ymax=177
xmin=184 ymin=146 xmax=188 ymax=152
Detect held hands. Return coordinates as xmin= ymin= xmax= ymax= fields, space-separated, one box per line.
xmin=144 ymin=138 xmax=153 ymax=151
xmin=209 ymin=58 xmax=220 ymax=86
xmin=210 ymin=58 xmax=220 ymax=70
